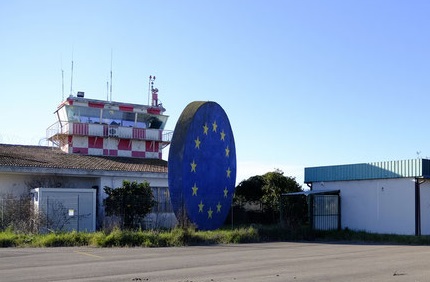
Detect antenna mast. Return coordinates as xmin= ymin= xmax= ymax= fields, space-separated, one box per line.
xmin=61 ymin=69 xmax=64 ymax=100
xmin=106 ymin=81 xmax=109 ymax=101
xmin=70 ymin=56 xmax=74 ymax=96
xmin=148 ymin=75 xmax=156 ymax=105
xmin=109 ymin=50 xmax=113 ymax=102
xmin=60 ymin=55 xmax=65 ymax=101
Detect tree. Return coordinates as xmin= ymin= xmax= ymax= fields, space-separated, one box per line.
xmin=261 ymin=170 xmax=302 ymax=221
xmin=234 ymin=169 xmax=303 ymax=224
xmin=104 ymin=180 xmax=156 ymax=230
xmin=234 ymin=175 xmax=265 ymax=205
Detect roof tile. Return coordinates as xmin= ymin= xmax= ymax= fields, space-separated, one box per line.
xmin=0 ymin=144 xmax=167 ymax=173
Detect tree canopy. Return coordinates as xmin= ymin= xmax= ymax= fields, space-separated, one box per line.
xmin=261 ymin=170 xmax=302 ymax=213
xmin=104 ymin=180 xmax=156 ymax=230
xmin=234 ymin=169 xmax=303 ymax=223
xmin=234 ymin=175 xmax=265 ymax=204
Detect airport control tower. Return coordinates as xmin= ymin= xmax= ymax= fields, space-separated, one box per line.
xmin=47 ymin=76 xmax=171 ymax=159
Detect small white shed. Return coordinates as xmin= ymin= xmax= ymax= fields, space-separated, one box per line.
xmin=305 ymin=159 xmax=430 ymax=235
xmin=31 ymin=188 xmax=96 ymax=232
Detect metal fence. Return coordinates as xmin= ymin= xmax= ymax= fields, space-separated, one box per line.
xmin=0 ymin=196 xmax=36 ymax=232
xmin=280 ymin=192 xmax=341 ymax=231
xmin=0 ymin=195 xmax=91 ymax=233
xmin=311 ymin=195 xmax=340 ymax=230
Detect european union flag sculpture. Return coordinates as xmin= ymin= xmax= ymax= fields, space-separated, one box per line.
xmin=168 ymin=101 xmax=237 ymax=230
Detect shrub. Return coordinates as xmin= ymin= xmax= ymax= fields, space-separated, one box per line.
xmin=104 ymin=181 xmax=156 ymax=230
xmin=0 ymin=230 xmax=16 ymax=247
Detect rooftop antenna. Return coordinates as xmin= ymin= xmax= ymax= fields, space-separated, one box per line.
xmin=106 ymin=80 xmax=109 ymax=101
xmin=109 ymin=50 xmax=113 ymax=102
xmin=60 ymin=55 xmax=65 ymax=101
xmin=70 ymin=51 xmax=74 ymax=97
xmin=148 ymin=75 xmax=156 ymax=105
xmin=61 ymin=68 xmax=64 ymax=101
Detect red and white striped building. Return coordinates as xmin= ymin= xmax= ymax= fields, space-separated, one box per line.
xmin=0 ymin=81 xmax=177 ymax=232
xmin=47 ymin=89 xmax=172 ymax=160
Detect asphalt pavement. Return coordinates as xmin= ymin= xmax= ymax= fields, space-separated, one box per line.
xmin=1 ymin=242 xmax=429 ymax=281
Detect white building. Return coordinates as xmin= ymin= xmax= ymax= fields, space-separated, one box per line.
xmin=305 ymin=159 xmax=430 ymax=235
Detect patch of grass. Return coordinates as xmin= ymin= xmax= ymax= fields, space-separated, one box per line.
xmin=98 ymin=228 xmax=168 ymax=247
xmin=30 ymin=231 xmax=92 ymax=247
xmin=0 ymin=226 xmax=261 ymax=247
xmin=0 ymin=230 xmax=17 ymax=247
xmin=4 ymin=225 xmax=430 ymax=247
xmin=213 ymin=226 xmax=259 ymax=244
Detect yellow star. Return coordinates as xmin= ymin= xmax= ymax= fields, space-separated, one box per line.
xmin=224 ymin=187 xmax=229 ymax=198
xmin=190 ymin=160 xmax=197 ymax=172
xmin=203 ymin=123 xmax=209 ymax=135
xmin=220 ymin=130 xmax=226 ymax=141
xmin=216 ymin=202 xmax=222 ymax=213
xmin=198 ymin=200 xmax=204 ymax=213
xmin=208 ymin=207 xmax=213 ymax=219
xmin=194 ymin=136 xmax=201 ymax=149
xmin=192 ymin=183 xmax=198 ymax=196
xmin=225 ymin=146 xmax=230 ymax=157
xmin=212 ymin=121 xmax=218 ymax=132
xmin=226 ymin=167 xmax=231 ymax=178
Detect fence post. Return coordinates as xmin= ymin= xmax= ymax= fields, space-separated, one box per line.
xmin=309 ymin=195 xmax=314 ymax=230
xmin=46 ymin=196 xmax=49 ymax=231
xmin=1 ymin=198 xmax=3 ymax=228
xmin=279 ymin=195 xmax=284 ymax=228
xmin=77 ymin=194 xmax=80 ymax=232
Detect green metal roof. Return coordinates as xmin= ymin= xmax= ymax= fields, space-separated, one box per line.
xmin=305 ymin=159 xmax=430 ymax=183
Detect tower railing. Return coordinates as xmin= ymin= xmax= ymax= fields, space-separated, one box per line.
xmin=46 ymin=121 xmax=172 ymax=144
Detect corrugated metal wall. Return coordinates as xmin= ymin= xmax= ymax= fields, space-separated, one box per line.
xmin=305 ymin=159 xmax=427 ymax=183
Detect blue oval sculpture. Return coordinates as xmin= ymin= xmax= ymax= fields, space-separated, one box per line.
xmin=168 ymin=101 xmax=236 ymax=230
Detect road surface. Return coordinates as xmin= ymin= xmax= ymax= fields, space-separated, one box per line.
xmin=1 ymin=242 xmax=429 ymax=281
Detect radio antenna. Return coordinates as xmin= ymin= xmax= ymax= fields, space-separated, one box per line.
xmin=148 ymin=75 xmax=156 ymax=105
xmin=61 ymin=68 xmax=64 ymax=100
xmin=106 ymin=80 xmax=109 ymax=101
xmin=70 ymin=51 xmax=74 ymax=97
xmin=60 ymin=55 xmax=64 ymax=100
xmin=109 ymin=49 xmax=113 ymax=101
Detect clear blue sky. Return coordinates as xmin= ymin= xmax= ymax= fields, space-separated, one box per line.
xmin=1 ymin=1 xmax=430 ymax=186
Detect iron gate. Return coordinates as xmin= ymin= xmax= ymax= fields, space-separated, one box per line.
xmin=310 ymin=194 xmax=340 ymax=230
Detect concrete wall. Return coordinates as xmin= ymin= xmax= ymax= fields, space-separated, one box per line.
xmin=312 ymin=178 xmax=416 ymax=235
xmin=0 ymin=173 xmax=99 ymax=196
xmin=0 ymin=174 xmax=30 ymax=195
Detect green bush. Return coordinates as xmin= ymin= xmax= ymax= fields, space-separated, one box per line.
xmin=29 ymin=231 xmax=92 ymax=247
xmin=88 ymin=231 xmax=106 ymax=247
xmin=0 ymin=230 xmax=16 ymax=247
xmin=96 ymin=228 xmax=168 ymax=247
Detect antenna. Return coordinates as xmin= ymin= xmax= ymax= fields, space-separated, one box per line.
xmin=60 ymin=55 xmax=65 ymax=101
xmin=70 ymin=52 xmax=74 ymax=97
xmin=109 ymin=50 xmax=113 ymax=102
xmin=61 ymin=69 xmax=64 ymax=101
xmin=147 ymin=76 xmax=151 ymax=105
xmin=148 ymin=75 xmax=156 ymax=105
xmin=106 ymin=80 xmax=109 ymax=101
